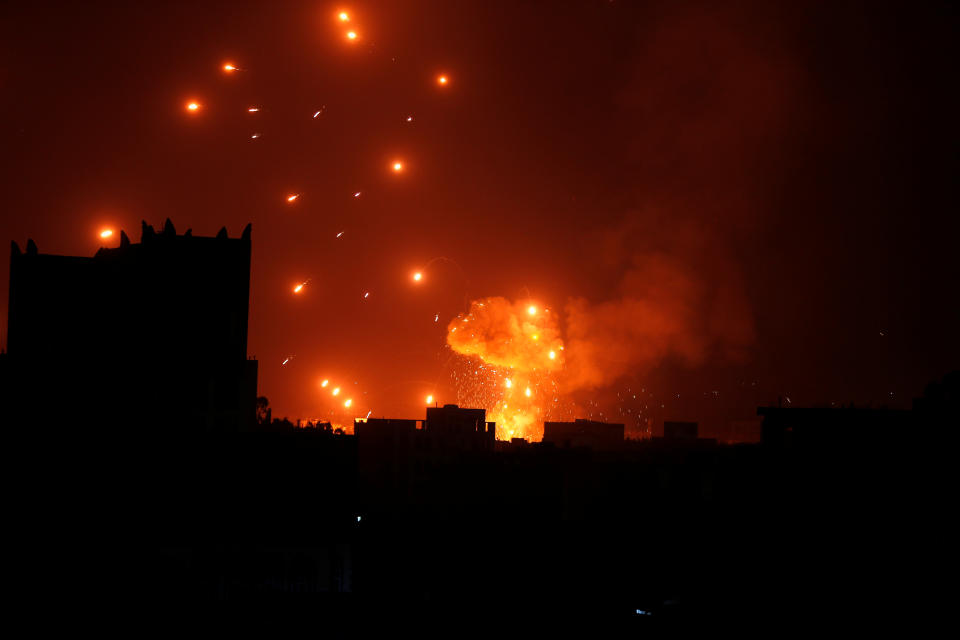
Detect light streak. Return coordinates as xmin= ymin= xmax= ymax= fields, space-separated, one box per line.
xmin=332 ymin=387 xmax=341 ymax=396
xmin=99 ymin=229 xmax=114 ymax=239
xmin=287 ymin=194 xmax=299 ymax=202
xmin=321 ymin=379 xmax=329 ymax=388
xmin=223 ymin=63 xmax=238 ymax=72
xmin=344 ymin=399 xmax=352 ymax=408
xmin=247 ymin=107 xmax=260 ymax=113
xmin=186 ymin=101 xmax=200 ymax=112
xmin=426 ymin=394 xmax=433 ymax=404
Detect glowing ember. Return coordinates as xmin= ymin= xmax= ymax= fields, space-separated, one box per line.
xmin=223 ymin=63 xmax=237 ymax=72
xmin=99 ymin=229 xmax=114 ymax=239
xmin=247 ymin=107 xmax=260 ymax=113
xmin=447 ymin=297 xmax=565 ymax=441
xmin=287 ymin=194 xmax=299 ymax=202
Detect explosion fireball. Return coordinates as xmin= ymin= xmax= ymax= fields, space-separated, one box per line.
xmin=446 ymin=297 xmax=565 ymax=442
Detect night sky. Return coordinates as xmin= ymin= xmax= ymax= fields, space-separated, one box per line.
xmin=1 ymin=1 xmax=956 ymax=437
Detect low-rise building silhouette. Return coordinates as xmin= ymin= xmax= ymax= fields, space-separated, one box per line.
xmin=542 ymin=418 xmax=624 ymax=450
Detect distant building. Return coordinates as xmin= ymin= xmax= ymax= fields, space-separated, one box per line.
xmin=663 ymin=421 xmax=699 ymax=440
xmin=425 ymin=404 xmax=496 ymax=452
xmin=542 ymin=419 xmax=624 ymax=450
xmin=2 ymin=219 xmax=257 ymax=430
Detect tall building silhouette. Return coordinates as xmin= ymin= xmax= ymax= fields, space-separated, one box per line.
xmin=2 ymin=220 xmax=257 ymax=430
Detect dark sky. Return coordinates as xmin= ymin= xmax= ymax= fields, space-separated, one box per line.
xmin=1 ymin=1 xmax=957 ymax=436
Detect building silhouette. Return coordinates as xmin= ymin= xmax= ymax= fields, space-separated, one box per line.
xmin=663 ymin=420 xmax=699 ymax=440
xmin=2 ymin=219 xmax=257 ymax=430
xmin=542 ymin=418 xmax=624 ymax=450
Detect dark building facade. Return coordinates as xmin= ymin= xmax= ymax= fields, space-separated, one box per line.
xmin=663 ymin=420 xmax=699 ymax=440
xmin=2 ymin=219 xmax=257 ymax=430
xmin=542 ymin=418 xmax=624 ymax=450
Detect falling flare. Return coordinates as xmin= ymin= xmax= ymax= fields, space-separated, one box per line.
xmin=99 ymin=229 xmax=114 ymax=240
xmin=281 ymin=357 xmax=290 ymax=366
xmin=437 ymin=75 xmax=448 ymax=85
xmin=406 ymin=115 xmax=414 ymax=122
xmin=549 ymin=350 xmax=556 ymax=360
xmin=293 ymin=282 xmax=305 ymax=294
xmin=525 ymin=387 xmax=532 ymax=398
xmin=250 ymin=133 xmax=261 ymax=139
xmin=528 ymin=305 xmax=537 ymax=316
xmin=338 ymin=11 xmax=349 ymax=21
xmin=321 ymin=379 xmax=329 ymax=388
xmin=346 ymin=31 xmax=357 ymax=40
xmin=223 ymin=63 xmax=237 ymax=72
xmin=505 ymin=379 xmax=512 ymax=388
xmin=332 ymin=387 xmax=341 ymax=396
xmin=344 ymin=399 xmax=352 ymax=408
xmin=353 ymin=191 xmax=361 ymax=197
xmin=363 ymin=292 xmax=370 ymax=299
xmin=287 ymin=194 xmax=299 ymax=202
xmin=336 ymin=231 xmax=344 ymax=238
xmin=426 ymin=395 xmax=433 ymax=405
xmin=186 ymin=101 xmax=200 ymax=112
xmin=413 ymin=272 xmax=422 ymax=282
xmin=392 ymin=161 xmax=404 ymax=172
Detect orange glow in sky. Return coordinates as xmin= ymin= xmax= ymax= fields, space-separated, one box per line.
xmin=346 ymin=31 xmax=357 ymax=40
xmin=426 ymin=394 xmax=433 ymax=404
xmin=392 ymin=161 xmax=403 ymax=172
xmin=293 ymin=282 xmax=305 ymax=293
xmin=338 ymin=11 xmax=349 ymax=22
xmin=186 ymin=101 xmax=200 ymax=112
xmin=223 ymin=63 xmax=237 ymax=72
xmin=287 ymin=194 xmax=299 ymax=202
xmin=99 ymin=229 xmax=114 ymax=239
xmin=437 ymin=75 xmax=448 ymax=85
xmin=413 ymin=272 xmax=422 ymax=281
